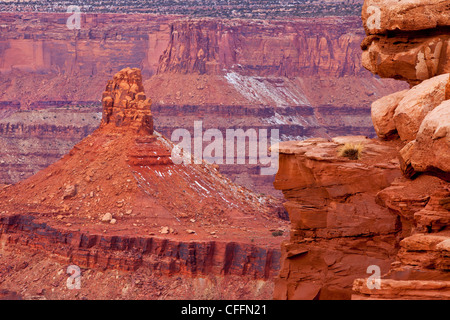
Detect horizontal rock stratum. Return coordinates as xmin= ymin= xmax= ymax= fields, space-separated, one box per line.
xmin=0 ymin=68 xmax=288 ymax=300
xmin=275 ymin=0 xmax=450 ymax=300
xmin=352 ymin=0 xmax=450 ymax=300
xmin=361 ymin=0 xmax=450 ymax=84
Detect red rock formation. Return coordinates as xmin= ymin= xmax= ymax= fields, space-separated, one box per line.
xmin=0 ymin=12 xmax=407 ymax=197
xmin=361 ymin=0 xmax=450 ymax=85
xmin=0 ymin=214 xmax=280 ymax=278
xmin=158 ymin=17 xmax=369 ymax=77
xmin=350 ymin=0 xmax=450 ymax=299
xmin=272 ymin=137 xmax=403 ymax=299
xmin=101 ymin=68 xmax=153 ymax=135
xmin=275 ymin=1 xmax=450 ymax=299
xmin=0 ymin=68 xmax=288 ymax=299
xmin=0 ymin=13 xmax=177 ymax=104
xmin=362 ymin=0 xmax=450 ymax=34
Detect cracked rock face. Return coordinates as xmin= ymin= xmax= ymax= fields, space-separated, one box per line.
xmin=350 ymin=1 xmax=450 ymax=300
xmin=101 ymin=67 xmax=154 ymax=135
xmin=362 ymin=0 xmax=450 ymax=34
xmin=364 ymin=0 xmax=450 ymax=178
xmin=403 ymin=100 xmax=450 ymax=176
xmin=361 ymin=0 xmax=450 ymax=85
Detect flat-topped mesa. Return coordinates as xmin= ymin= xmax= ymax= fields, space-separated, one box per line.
xmin=101 ymin=68 xmax=153 ymax=135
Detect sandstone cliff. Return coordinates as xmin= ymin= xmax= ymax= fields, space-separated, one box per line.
xmin=274 ymin=0 xmax=450 ymax=300
xmin=0 ymin=12 xmax=407 ymax=197
xmin=273 ymin=137 xmax=403 ymax=299
xmin=361 ymin=0 xmax=450 ymax=85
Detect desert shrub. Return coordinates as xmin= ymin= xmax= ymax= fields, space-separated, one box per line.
xmin=338 ymin=143 xmax=364 ymax=160
xmin=272 ymin=230 xmax=284 ymax=237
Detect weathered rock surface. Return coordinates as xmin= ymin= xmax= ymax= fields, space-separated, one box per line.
xmin=100 ymin=68 xmax=153 ymax=135
xmin=351 ymin=1 xmax=450 ymax=299
xmin=399 ymin=99 xmax=450 ymax=178
xmin=273 ymin=136 xmax=404 ymax=299
xmin=352 ymin=279 xmax=450 ymax=300
xmin=0 ymin=68 xmax=288 ymax=299
xmin=393 ymin=74 xmax=449 ymax=141
xmin=362 ymin=0 xmax=450 ymax=34
xmin=370 ymin=72 xmax=449 ymax=178
xmin=274 ymin=134 xmax=450 ymax=299
xmin=361 ymin=1 xmax=450 ymax=84
xmin=371 ymin=89 xmax=408 ymax=139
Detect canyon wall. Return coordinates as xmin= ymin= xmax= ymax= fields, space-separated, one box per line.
xmin=0 ymin=13 xmax=177 ymax=104
xmin=273 ymin=137 xmax=403 ymax=299
xmin=274 ymin=0 xmax=450 ymax=300
xmin=0 ymin=13 xmax=407 ymax=196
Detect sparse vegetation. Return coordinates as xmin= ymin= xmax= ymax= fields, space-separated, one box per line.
xmin=272 ymin=230 xmax=284 ymax=237
xmin=0 ymin=0 xmax=363 ymax=18
xmin=338 ymin=143 xmax=364 ymax=160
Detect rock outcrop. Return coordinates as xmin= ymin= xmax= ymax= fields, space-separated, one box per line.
xmin=100 ymin=68 xmax=153 ymax=135
xmin=351 ymin=0 xmax=450 ymax=299
xmin=273 ymin=137 xmax=403 ymax=299
xmin=365 ymin=0 xmax=450 ymax=180
xmin=275 ymin=0 xmax=450 ymax=300
xmin=399 ymin=100 xmax=450 ymax=179
xmin=362 ymin=0 xmax=450 ymax=34
xmin=0 ymin=68 xmax=288 ymax=300
xmin=361 ymin=0 xmax=450 ymax=85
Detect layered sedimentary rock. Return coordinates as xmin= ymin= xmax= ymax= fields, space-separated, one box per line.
xmin=275 ymin=0 xmax=450 ymax=299
xmin=0 ymin=108 xmax=101 ymax=184
xmin=273 ymin=137 xmax=403 ymax=299
xmin=0 ymin=13 xmax=407 ymax=196
xmin=361 ymin=0 xmax=450 ymax=85
xmin=274 ymin=134 xmax=450 ymax=300
xmin=0 ymin=68 xmax=288 ymax=299
xmin=101 ymin=68 xmax=153 ymax=135
xmin=350 ymin=0 xmax=450 ymax=299
xmin=0 ymin=13 xmax=176 ymax=103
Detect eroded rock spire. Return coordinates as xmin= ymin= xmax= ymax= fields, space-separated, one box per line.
xmin=101 ymin=67 xmax=153 ymax=135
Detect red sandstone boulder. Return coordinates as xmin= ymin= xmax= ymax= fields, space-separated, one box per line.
xmin=361 ymin=1 xmax=450 ymax=84
xmin=399 ymin=99 xmax=450 ymax=176
xmin=362 ymin=0 xmax=450 ymax=34
xmin=394 ymin=74 xmax=449 ymax=141
xmin=371 ymin=89 xmax=408 ymax=139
